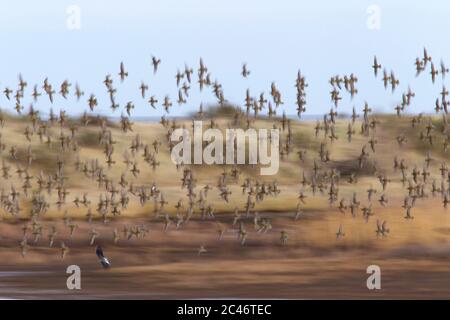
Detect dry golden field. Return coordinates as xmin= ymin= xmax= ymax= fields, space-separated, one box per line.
xmin=0 ymin=111 xmax=449 ymax=299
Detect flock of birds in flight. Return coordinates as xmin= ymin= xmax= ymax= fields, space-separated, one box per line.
xmin=0 ymin=48 xmax=449 ymax=266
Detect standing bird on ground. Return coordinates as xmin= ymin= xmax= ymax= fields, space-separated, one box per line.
xmin=96 ymin=246 xmax=111 ymax=268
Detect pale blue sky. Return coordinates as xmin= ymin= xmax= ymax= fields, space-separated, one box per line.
xmin=0 ymin=0 xmax=448 ymax=117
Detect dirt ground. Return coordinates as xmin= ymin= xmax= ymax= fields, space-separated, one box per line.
xmin=0 ymin=198 xmax=448 ymax=299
